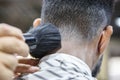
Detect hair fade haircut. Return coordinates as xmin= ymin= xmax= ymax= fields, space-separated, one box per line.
xmin=41 ymin=0 xmax=114 ymax=41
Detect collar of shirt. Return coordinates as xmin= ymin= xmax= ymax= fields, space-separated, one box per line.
xmin=20 ymin=53 xmax=97 ymax=80
xmin=40 ymin=53 xmax=92 ymax=77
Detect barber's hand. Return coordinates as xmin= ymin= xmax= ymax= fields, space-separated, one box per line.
xmin=0 ymin=23 xmax=29 ymax=80
xmin=14 ymin=19 xmax=41 ymax=77
xmin=14 ymin=57 xmax=39 ymax=75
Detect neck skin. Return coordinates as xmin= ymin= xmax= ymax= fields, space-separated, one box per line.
xmin=57 ymin=41 xmax=97 ymax=70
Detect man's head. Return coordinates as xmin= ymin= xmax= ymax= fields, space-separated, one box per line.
xmin=38 ymin=0 xmax=113 ymax=70
xmin=41 ymin=0 xmax=113 ymax=40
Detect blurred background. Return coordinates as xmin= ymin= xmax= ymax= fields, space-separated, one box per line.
xmin=0 ymin=0 xmax=120 ymax=80
xmin=0 ymin=0 xmax=42 ymax=32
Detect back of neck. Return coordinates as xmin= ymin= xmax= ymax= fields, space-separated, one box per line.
xmin=57 ymin=41 xmax=94 ymax=70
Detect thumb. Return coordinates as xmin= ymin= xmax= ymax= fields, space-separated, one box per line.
xmin=33 ymin=18 xmax=41 ymax=28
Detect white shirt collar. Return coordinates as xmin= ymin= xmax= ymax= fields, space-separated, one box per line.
xmin=40 ymin=53 xmax=92 ymax=76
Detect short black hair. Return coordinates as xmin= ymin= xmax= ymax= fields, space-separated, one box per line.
xmin=41 ymin=0 xmax=114 ymax=41
xmin=92 ymin=55 xmax=103 ymax=77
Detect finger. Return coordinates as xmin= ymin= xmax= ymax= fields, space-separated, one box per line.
xmin=0 ymin=63 xmax=14 ymax=80
xmin=0 ymin=23 xmax=24 ymax=41
xmin=33 ymin=18 xmax=41 ymax=28
xmin=0 ymin=37 xmax=29 ymax=57
xmin=15 ymin=64 xmax=39 ymax=73
xmin=0 ymin=53 xmax=18 ymax=71
xmin=18 ymin=58 xmax=39 ymax=66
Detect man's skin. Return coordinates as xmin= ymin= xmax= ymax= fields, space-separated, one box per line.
xmin=59 ymin=26 xmax=112 ymax=70
xmin=0 ymin=22 xmax=40 ymax=80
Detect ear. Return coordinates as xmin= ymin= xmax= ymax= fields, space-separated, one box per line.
xmin=33 ymin=18 xmax=41 ymax=28
xmin=98 ymin=25 xmax=113 ymax=55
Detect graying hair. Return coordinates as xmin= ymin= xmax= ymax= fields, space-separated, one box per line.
xmin=41 ymin=0 xmax=113 ymax=41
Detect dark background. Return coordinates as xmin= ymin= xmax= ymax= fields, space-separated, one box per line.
xmin=0 ymin=0 xmax=42 ymax=32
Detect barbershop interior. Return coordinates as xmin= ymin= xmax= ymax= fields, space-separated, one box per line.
xmin=0 ymin=0 xmax=120 ymax=80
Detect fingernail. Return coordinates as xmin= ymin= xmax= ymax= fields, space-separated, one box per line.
xmin=30 ymin=66 xmax=40 ymax=72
